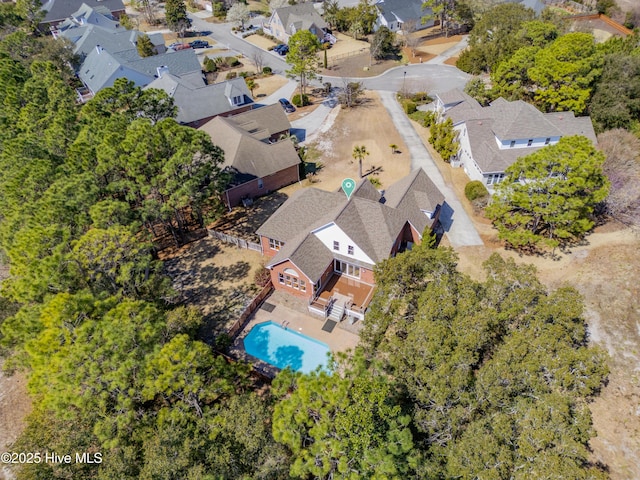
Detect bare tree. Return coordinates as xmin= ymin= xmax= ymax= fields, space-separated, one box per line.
xmin=251 ymin=50 xmax=265 ymax=74
xmin=338 ymin=77 xmax=364 ymax=108
xmin=402 ymin=19 xmax=421 ymax=56
xmin=598 ymin=128 xmax=640 ymax=226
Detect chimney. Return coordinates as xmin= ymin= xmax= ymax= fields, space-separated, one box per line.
xmin=156 ymin=65 xmax=169 ymax=78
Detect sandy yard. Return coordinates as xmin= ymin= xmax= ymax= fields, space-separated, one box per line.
xmin=295 ymin=91 xmax=411 ymax=192
xmin=161 ymin=237 xmax=264 ymax=341
xmin=0 ymin=360 xmax=31 ymax=480
xmin=325 ymin=33 xmax=369 ymax=60
xmin=244 ymin=33 xmax=277 ymax=50
xmin=252 ymin=74 xmax=288 ymax=97
xmin=411 ymin=118 xmax=640 ymax=480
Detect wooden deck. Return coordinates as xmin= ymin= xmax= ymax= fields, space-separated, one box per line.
xmin=318 ymin=274 xmax=375 ymax=310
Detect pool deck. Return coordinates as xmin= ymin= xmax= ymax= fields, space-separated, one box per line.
xmin=230 ymin=292 xmax=361 ymax=377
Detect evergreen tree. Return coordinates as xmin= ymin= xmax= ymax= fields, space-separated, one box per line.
xmin=165 ymin=0 xmax=191 ymax=35
xmin=136 ymin=34 xmax=156 ymax=57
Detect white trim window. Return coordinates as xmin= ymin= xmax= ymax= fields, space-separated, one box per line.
xmin=269 ymin=238 xmax=284 ymax=251
xmin=486 ymin=173 xmax=505 ymax=185
xmin=334 ymin=260 xmax=360 ymax=278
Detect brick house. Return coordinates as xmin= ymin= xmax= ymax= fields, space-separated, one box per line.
xmin=199 ymin=104 xmax=300 ymax=208
xmin=256 ymin=168 xmax=444 ymax=322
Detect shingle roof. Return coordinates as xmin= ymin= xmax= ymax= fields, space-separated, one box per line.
xmin=258 ymin=169 xmax=445 ymax=281
xmin=274 ymin=3 xmax=327 ymax=32
xmin=42 ymin=0 xmax=124 ymax=24
xmin=227 ymin=104 xmax=291 ymax=138
xmin=488 ymin=98 xmax=563 ymax=140
xmin=376 ymin=0 xmax=432 ymax=26
xmin=256 ymin=188 xmax=345 ymax=242
xmin=146 ymin=75 xmax=253 ymax=125
xmin=198 ymin=114 xmax=300 ymax=181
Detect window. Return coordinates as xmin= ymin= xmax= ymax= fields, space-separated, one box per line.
xmin=510 ymin=140 xmax=516 ymax=148
xmin=347 ymin=245 xmax=354 ymax=255
xmin=258 ymin=178 xmax=264 ymax=189
xmin=333 ymin=241 xmax=339 ymax=251
xmin=269 ymin=238 xmax=284 ymax=251
xmin=232 ymin=95 xmax=243 ymax=105
xmin=334 ymin=260 xmax=361 ymax=278
xmin=300 ymin=280 xmax=306 ymax=292
xmin=278 ymin=273 xmax=284 ymax=284
xmin=527 ymin=139 xmax=533 ymax=146
xmin=545 ymin=137 xmax=551 ymax=145
xmin=486 ymin=173 xmax=505 ymax=185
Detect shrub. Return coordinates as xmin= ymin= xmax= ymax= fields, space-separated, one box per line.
xmin=262 ymin=66 xmax=272 ymax=74
xmin=292 ymin=93 xmax=310 ymax=107
xmin=254 ymin=266 xmax=271 ymax=287
xmin=369 ymin=176 xmax=382 ymax=188
xmin=412 ymin=91 xmax=432 ymax=103
xmin=226 ymin=71 xmax=237 ymax=79
xmin=239 ymin=71 xmax=249 ymax=78
xmin=203 ymin=56 xmax=217 ymax=72
xmin=402 ymin=99 xmax=417 ymax=114
xmin=464 ymin=180 xmax=489 ymax=202
xmin=409 ymin=110 xmax=436 ymax=128
xmin=225 ymin=56 xmax=240 ymax=67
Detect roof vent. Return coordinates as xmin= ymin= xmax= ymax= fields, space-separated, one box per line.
xmin=156 ymin=65 xmax=169 ymax=78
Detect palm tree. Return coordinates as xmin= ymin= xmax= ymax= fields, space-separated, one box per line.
xmin=352 ymin=145 xmax=369 ymax=178
xmin=389 ymin=143 xmax=398 ymax=154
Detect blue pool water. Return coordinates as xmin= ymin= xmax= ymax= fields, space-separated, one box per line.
xmin=243 ymin=321 xmax=330 ymax=373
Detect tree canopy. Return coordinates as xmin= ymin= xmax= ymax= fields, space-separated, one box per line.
xmin=486 ymin=135 xmax=609 ymax=250
xmin=286 ymin=29 xmax=320 ymax=97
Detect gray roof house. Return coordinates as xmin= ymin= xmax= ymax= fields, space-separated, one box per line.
xmin=257 ymin=169 xmax=444 ymax=319
xmin=40 ymin=0 xmax=125 ymax=29
xmin=435 ymin=89 xmax=597 ymax=188
xmin=55 ymin=4 xmax=200 ymax=102
xmin=373 ymin=0 xmax=434 ymax=32
xmin=145 ymin=75 xmax=254 ymax=128
xmin=263 ymin=3 xmax=332 ymax=44
xmin=199 ymin=104 xmax=299 ymax=208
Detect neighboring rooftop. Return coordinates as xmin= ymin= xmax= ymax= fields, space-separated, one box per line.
xmin=41 ymin=0 xmax=125 ymax=24
xmin=273 ymin=3 xmax=328 ymax=31
xmin=375 ymin=0 xmax=432 ymax=26
xmin=149 ymin=75 xmax=253 ymax=126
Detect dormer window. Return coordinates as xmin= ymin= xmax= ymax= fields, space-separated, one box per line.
xmin=527 ymin=139 xmax=533 ymax=146
xmin=232 ymin=95 xmax=243 ymax=105
xmin=347 ymin=245 xmax=354 ymax=255
xmin=510 ymin=140 xmax=515 ymax=148
xmin=333 ymin=241 xmax=339 ymax=251
xmin=545 ymin=137 xmax=551 ymax=145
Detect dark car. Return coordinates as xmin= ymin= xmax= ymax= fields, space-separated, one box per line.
xmin=278 ymin=98 xmax=295 ymax=113
xmin=273 ymin=44 xmax=289 ymax=55
xmin=189 ymin=40 xmax=210 ymax=49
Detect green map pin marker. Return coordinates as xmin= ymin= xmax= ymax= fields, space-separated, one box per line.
xmin=342 ymin=178 xmax=356 ymax=199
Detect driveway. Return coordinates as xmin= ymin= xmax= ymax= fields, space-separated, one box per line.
xmin=378 ymin=91 xmax=483 ymax=247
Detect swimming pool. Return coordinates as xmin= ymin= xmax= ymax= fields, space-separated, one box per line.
xmin=243 ymin=321 xmax=330 ymax=373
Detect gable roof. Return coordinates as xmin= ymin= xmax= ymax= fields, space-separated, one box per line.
xmin=199 ymin=113 xmax=299 ymax=181
xmin=227 ymin=104 xmax=291 ymax=138
xmin=257 ymin=169 xmax=445 ymax=281
xmin=41 ymin=0 xmax=125 ymax=24
xmin=488 ymin=98 xmax=563 ymax=140
xmin=273 ymin=3 xmax=328 ymax=32
xmin=81 ymin=47 xmax=200 ymax=94
xmin=146 ymin=75 xmax=253 ymax=125
xmin=375 ymin=0 xmax=432 ymax=25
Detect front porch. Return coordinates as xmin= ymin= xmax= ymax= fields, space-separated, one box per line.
xmin=308 ymin=273 xmax=375 ymax=322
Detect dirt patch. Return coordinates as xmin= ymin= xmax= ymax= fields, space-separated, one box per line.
xmin=251 ymin=74 xmax=288 ymax=97
xmin=0 ymin=359 xmax=31 ymax=480
xmin=322 ymin=52 xmax=403 ymax=78
xmin=243 ymin=34 xmax=277 ymax=51
xmin=161 ymin=237 xmax=264 ymax=341
xmin=326 ymin=33 xmax=370 ymax=60
xmin=303 ymin=91 xmax=411 ymax=192
xmin=210 ymin=192 xmax=290 ymax=238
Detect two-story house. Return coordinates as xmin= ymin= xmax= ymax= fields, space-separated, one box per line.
xmin=435 ymin=89 xmax=597 ymax=188
xmin=256 ymin=168 xmax=444 ymax=322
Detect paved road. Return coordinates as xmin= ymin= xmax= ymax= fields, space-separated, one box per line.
xmin=323 ymin=63 xmax=469 ymax=94
xmin=378 ymin=90 xmax=483 ymax=247
xmin=188 ymin=12 xmax=289 ymax=75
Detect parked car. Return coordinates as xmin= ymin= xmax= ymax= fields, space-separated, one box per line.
xmin=169 ymin=42 xmax=191 ymax=51
xmin=189 ymin=40 xmax=210 ymax=49
xmin=279 ymin=98 xmax=296 ymax=113
xmin=273 ymin=44 xmax=289 ymax=55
